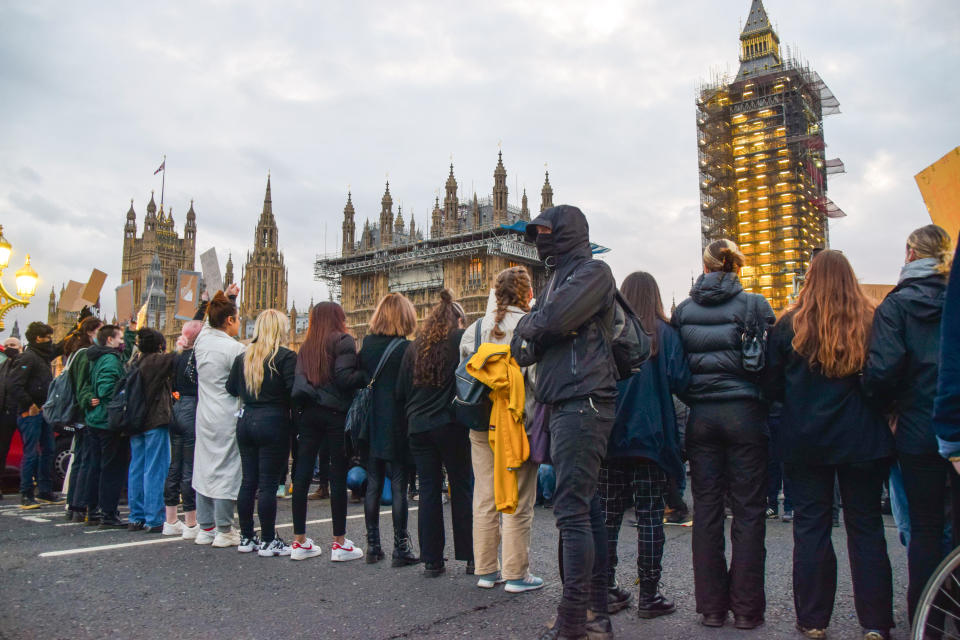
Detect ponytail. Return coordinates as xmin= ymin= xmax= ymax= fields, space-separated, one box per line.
xmin=703 ymin=239 xmax=746 ymax=273
xmin=207 ymin=291 xmax=237 ymax=329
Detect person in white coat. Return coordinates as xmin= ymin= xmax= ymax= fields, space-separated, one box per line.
xmin=192 ymin=286 xmax=246 ymax=548
xmin=459 ymin=266 xmax=543 ymax=594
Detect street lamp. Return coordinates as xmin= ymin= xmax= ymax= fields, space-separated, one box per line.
xmin=0 ymin=226 xmax=39 ymax=331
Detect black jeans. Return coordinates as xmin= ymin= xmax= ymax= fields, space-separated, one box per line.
xmin=409 ymin=425 xmax=473 ymax=565
xmin=165 ymin=397 xmax=197 ymax=512
xmin=549 ymin=398 xmax=614 ymax=636
xmin=899 ymin=451 xmax=960 ymax=621
xmin=787 ymin=459 xmax=894 ymax=630
xmin=687 ymin=399 xmax=768 ymax=618
xmin=364 ymin=457 xmax=409 ymax=541
xmin=237 ymin=406 xmax=290 ymax=541
xmin=86 ymin=428 xmax=127 ymax=519
xmin=293 ymin=406 xmax=347 ymax=536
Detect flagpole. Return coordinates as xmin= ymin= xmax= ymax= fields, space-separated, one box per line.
xmin=160 ymin=154 xmax=166 ymax=209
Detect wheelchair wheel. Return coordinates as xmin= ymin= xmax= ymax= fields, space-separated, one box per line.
xmin=913 ymin=545 xmax=960 ymax=639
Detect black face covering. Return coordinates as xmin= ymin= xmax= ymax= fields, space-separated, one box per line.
xmin=535 ymin=233 xmax=556 ymax=261
xmin=4 ymin=348 xmax=18 ymax=358
xmin=31 ymin=341 xmax=54 ymax=361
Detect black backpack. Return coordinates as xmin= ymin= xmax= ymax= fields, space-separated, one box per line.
xmin=741 ymin=293 xmax=768 ymax=373
xmin=453 ymin=320 xmax=493 ymax=430
xmin=606 ymin=291 xmax=652 ymax=380
xmin=106 ymin=364 xmax=149 ymax=434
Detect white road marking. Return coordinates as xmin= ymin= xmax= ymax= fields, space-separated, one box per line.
xmin=38 ymin=508 xmax=418 ymax=558
xmin=22 ymin=516 xmax=51 ymax=523
xmin=55 ymin=522 xmax=84 ymax=527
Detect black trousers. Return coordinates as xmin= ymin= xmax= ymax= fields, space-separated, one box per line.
xmin=164 ymin=397 xmax=197 ymax=512
xmin=66 ymin=429 xmax=86 ymax=510
xmin=787 ymin=459 xmax=894 ymax=630
xmin=292 ymin=406 xmax=347 ymax=536
xmin=409 ymin=425 xmax=473 ymax=565
xmin=899 ymin=451 xmax=960 ymax=621
xmin=364 ymin=457 xmax=409 ymax=541
xmin=85 ymin=428 xmax=127 ymax=519
xmin=549 ymin=398 xmax=614 ymax=636
xmin=237 ymin=406 xmax=290 ymax=541
xmin=687 ymin=399 xmax=768 ymax=618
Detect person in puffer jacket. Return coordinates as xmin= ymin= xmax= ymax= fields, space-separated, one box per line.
xmin=510 ymin=205 xmax=617 ymax=640
xmin=862 ymin=224 xmax=954 ymax=623
xmin=671 ymin=238 xmax=774 ymax=630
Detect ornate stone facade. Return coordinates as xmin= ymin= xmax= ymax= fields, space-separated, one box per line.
xmin=240 ymin=175 xmax=289 ymax=339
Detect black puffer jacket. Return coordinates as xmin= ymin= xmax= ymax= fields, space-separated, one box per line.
xmin=512 ymin=205 xmax=617 ymax=404
xmin=9 ymin=343 xmax=56 ymax=413
xmin=672 ymin=271 xmax=775 ymax=403
xmin=862 ymin=273 xmax=947 ymax=455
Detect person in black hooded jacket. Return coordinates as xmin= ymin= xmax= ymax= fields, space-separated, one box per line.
xmin=862 ymin=224 xmax=955 ymax=623
xmin=671 ymin=239 xmax=774 ymax=630
xmin=511 ymin=205 xmax=618 ymax=640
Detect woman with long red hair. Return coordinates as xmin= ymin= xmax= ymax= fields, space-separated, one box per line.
xmin=289 ymin=302 xmax=366 ymax=561
xmin=764 ymin=250 xmax=894 ymax=639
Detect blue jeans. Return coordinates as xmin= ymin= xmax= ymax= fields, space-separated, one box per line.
xmin=18 ymin=414 xmax=55 ymax=495
xmin=538 ymin=464 xmax=556 ymax=502
xmin=128 ymin=428 xmax=171 ymax=527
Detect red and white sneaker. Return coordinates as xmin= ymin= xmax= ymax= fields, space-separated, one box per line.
xmin=290 ymin=538 xmax=323 ymax=561
xmin=330 ymin=538 xmax=364 ymax=562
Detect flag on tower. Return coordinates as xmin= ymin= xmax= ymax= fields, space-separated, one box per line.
xmin=154 ymin=160 xmax=165 ymax=175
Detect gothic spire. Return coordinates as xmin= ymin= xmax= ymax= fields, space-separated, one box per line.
xmin=260 ymin=172 xmax=274 ymax=221
xmin=540 ymin=170 xmax=554 ymax=213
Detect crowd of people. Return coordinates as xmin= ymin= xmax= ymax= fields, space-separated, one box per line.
xmin=0 ymin=204 xmax=958 ymax=640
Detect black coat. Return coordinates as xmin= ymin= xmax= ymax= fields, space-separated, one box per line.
xmin=359 ymin=334 xmax=410 ymax=462
xmin=397 ymin=329 xmax=464 ymax=434
xmin=862 ymin=274 xmax=947 ymax=455
xmin=935 ymin=244 xmax=960 ymax=458
xmin=0 ymin=354 xmax=20 ymax=418
xmin=9 ymin=343 xmax=55 ymax=413
xmin=292 ymin=334 xmax=366 ymax=412
xmin=764 ymin=312 xmax=894 ymax=465
xmin=511 ymin=205 xmax=618 ymax=404
xmin=672 ymin=272 xmax=774 ymax=403
xmin=227 ymin=347 xmax=298 ymax=409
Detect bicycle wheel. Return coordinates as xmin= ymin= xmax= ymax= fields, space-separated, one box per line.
xmin=913 ymin=545 xmax=960 ymax=639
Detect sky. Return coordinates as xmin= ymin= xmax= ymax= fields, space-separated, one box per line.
xmin=1 ymin=0 xmax=958 ymax=333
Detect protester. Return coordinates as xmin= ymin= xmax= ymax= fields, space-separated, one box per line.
xmin=163 ymin=320 xmax=203 ymax=538
xmin=765 ymin=250 xmax=895 ymax=639
xmin=84 ymin=324 xmax=133 ymax=528
xmin=358 ymin=293 xmax=419 ymax=566
xmin=672 ymin=239 xmax=774 ymax=629
xmin=601 ymin=271 xmax=690 ymax=618
xmin=933 ymin=235 xmax=960 ymax=531
xmin=536 ymin=464 xmax=555 ymax=508
xmin=290 ymin=302 xmax=366 ymax=561
xmin=0 ymin=337 xmax=21 ymax=494
xmin=863 ymin=224 xmax=955 ymax=623
xmin=461 ymin=266 xmax=543 ymax=593
xmin=397 ymin=289 xmax=473 ymax=577
xmin=64 ymin=316 xmax=102 ymax=521
xmin=765 ymin=402 xmax=793 ymax=522
xmin=10 ymin=322 xmax=62 ymax=509
xmin=127 ymin=328 xmax=175 ymax=533
xmin=510 ymin=205 xmax=618 ymax=640
xmin=192 ymin=286 xmax=246 ymax=548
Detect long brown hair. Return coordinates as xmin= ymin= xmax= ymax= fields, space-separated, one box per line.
xmin=787 ymin=249 xmax=874 ymax=378
xmin=413 ymin=289 xmax=464 ymax=387
xmin=491 ymin=266 xmax=531 ymax=339
xmin=64 ymin=317 xmax=102 ymax=357
xmin=369 ymin=293 xmax=417 ymax=337
xmin=620 ymin=272 xmax=667 ymax=357
xmin=298 ymin=302 xmax=347 ymax=386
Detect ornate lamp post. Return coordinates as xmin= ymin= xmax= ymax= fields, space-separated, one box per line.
xmin=0 ymin=225 xmax=40 ymax=331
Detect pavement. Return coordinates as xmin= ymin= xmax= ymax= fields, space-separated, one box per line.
xmin=0 ymin=494 xmax=910 ymax=640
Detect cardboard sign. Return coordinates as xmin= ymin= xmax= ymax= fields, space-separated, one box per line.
xmin=199 ymin=248 xmax=223 ymax=295
xmin=115 ymin=281 xmax=134 ymax=324
xmin=58 ymin=281 xmax=87 ymax=312
xmin=175 ymin=270 xmax=201 ymax=320
xmin=81 ymin=269 xmax=107 ymax=306
xmin=915 ymin=146 xmax=960 ymax=246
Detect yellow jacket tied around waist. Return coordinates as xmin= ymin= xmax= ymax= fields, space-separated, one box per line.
xmin=466 ymin=343 xmax=530 ymax=514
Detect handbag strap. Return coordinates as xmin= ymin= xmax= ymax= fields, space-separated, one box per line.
xmin=745 ymin=292 xmax=757 ymax=334
xmin=369 ymin=338 xmax=404 ymax=388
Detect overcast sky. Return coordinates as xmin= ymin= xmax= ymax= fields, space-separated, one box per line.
xmin=2 ymin=0 xmax=958 ymax=333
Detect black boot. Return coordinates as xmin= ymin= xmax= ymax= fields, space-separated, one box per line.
xmin=636 ymin=581 xmax=676 ymax=619
xmin=606 ymin=575 xmax=632 ymax=614
xmin=365 ymin=526 xmax=384 ymax=564
xmin=391 ymin=531 xmax=420 ymax=567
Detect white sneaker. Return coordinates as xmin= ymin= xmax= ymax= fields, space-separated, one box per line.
xmin=258 ymin=536 xmax=292 ymax=557
xmin=505 ymin=573 xmax=545 ymax=593
xmin=477 ymin=572 xmax=506 ymax=589
xmin=181 ymin=524 xmax=199 ymax=540
xmin=330 ymin=538 xmax=364 ymax=562
xmin=162 ymin=520 xmax=184 ymax=536
xmin=212 ymin=528 xmax=242 ymax=548
xmin=238 ymin=534 xmax=261 ymax=553
xmin=194 ymin=527 xmax=216 ymax=545
xmin=291 ymin=538 xmax=323 ymax=561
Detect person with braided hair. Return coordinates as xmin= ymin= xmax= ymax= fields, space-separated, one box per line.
xmin=460 ymin=266 xmax=543 ymax=593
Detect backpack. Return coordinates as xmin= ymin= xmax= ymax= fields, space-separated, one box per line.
xmin=741 ymin=293 xmax=768 ymax=373
xmin=42 ymin=348 xmax=86 ymax=427
xmin=344 ymin=338 xmax=404 ymax=448
xmin=606 ymin=292 xmax=652 ymax=380
xmin=453 ymin=320 xmax=494 ymax=430
xmin=106 ymin=363 xmax=149 ymax=434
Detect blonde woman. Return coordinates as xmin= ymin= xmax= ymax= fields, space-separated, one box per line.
xmin=226 ymin=309 xmax=297 ymax=556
